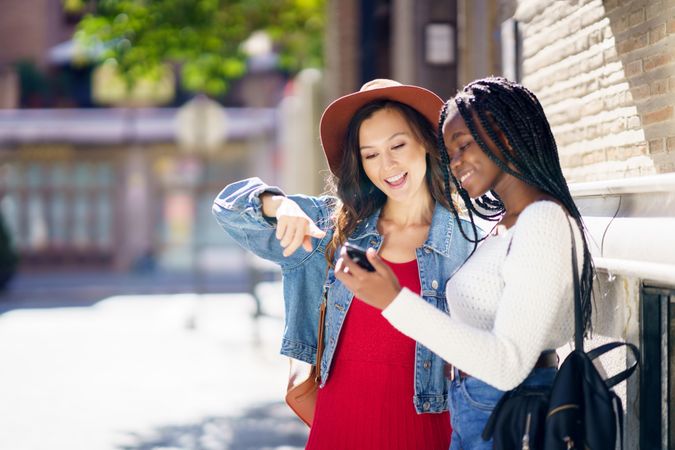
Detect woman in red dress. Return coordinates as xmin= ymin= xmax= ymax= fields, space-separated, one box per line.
xmin=215 ymin=79 xmax=476 ymax=449
xmin=306 ymin=259 xmax=451 ymax=449
xmin=302 ymin=80 xmax=458 ymax=449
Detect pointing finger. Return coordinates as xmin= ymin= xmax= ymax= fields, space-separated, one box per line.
xmin=308 ymin=222 xmax=326 ymax=239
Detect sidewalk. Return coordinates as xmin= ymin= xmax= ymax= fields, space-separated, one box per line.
xmin=0 ymin=278 xmax=309 ymax=450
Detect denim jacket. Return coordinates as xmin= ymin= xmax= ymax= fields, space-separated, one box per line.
xmin=212 ymin=177 xmax=476 ymax=413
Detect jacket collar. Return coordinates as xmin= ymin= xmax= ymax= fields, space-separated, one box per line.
xmin=350 ymin=202 xmax=457 ymax=257
xmin=424 ymin=203 xmax=456 ymax=257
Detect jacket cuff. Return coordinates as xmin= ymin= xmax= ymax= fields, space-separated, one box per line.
xmin=248 ymin=185 xmax=285 ymax=225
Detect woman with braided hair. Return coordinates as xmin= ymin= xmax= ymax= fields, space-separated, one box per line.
xmin=335 ymin=76 xmax=593 ymax=449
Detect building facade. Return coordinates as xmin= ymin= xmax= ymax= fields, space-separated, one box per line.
xmin=325 ymin=0 xmax=459 ymax=101
xmin=511 ymin=1 xmax=674 ymax=447
xmin=0 ymin=108 xmax=277 ymax=273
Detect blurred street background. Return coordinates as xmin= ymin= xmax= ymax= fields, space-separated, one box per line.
xmin=0 ymin=278 xmax=308 ymax=450
xmin=0 ymin=0 xmax=674 ymax=449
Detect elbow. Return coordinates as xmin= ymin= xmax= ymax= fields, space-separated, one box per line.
xmin=484 ymin=373 xmax=524 ymax=392
xmin=479 ymin=351 xmax=534 ymax=391
xmin=211 ymin=201 xmax=225 ymax=220
xmin=494 ymin=362 xmax=538 ymax=391
xmin=211 ymin=201 xmax=238 ymax=229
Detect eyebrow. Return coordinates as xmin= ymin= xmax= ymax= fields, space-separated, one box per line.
xmin=360 ymin=132 xmax=408 ymax=151
xmin=448 ymin=130 xmax=468 ymax=142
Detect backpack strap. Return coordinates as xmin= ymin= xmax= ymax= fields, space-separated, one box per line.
xmin=586 ymin=341 xmax=640 ymax=389
xmin=611 ymin=391 xmax=625 ymax=450
xmin=570 ymin=211 xmax=640 ymax=389
xmin=565 ymin=216 xmax=584 ymax=351
xmin=509 ymin=214 xmax=581 ymax=348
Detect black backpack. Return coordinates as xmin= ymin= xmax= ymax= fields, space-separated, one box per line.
xmin=483 ymin=218 xmax=639 ymax=450
xmin=544 ymin=341 xmax=638 ymax=449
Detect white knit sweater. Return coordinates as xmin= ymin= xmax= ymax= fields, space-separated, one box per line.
xmin=382 ymin=201 xmax=584 ymax=391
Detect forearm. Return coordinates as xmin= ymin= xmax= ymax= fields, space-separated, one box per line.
xmin=213 ymin=177 xmax=335 ymax=266
xmin=213 ymin=178 xmax=284 ymax=225
xmin=382 ymin=288 xmax=556 ymax=391
xmin=383 ymin=204 xmax=579 ymax=390
xmin=260 ymin=192 xmax=286 ymax=218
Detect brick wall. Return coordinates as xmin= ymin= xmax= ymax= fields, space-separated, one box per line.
xmin=515 ymin=0 xmax=675 ymax=181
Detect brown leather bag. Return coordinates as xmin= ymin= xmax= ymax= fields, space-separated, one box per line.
xmin=285 ymin=298 xmax=327 ymax=427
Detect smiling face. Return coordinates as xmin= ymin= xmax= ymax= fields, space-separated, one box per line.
xmin=358 ymin=107 xmax=430 ymax=205
xmin=441 ymin=105 xmax=506 ymax=199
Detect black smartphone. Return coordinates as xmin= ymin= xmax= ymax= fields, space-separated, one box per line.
xmin=343 ymin=242 xmax=376 ymax=272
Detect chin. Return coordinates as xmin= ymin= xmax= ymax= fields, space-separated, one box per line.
xmin=383 ymin=189 xmax=409 ymax=202
xmin=469 ymin=189 xmax=490 ymax=200
xmin=461 ymin=182 xmax=487 ymax=199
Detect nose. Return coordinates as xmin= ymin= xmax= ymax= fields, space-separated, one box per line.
xmin=449 ymin=151 xmax=461 ymax=171
xmin=382 ymin=149 xmax=397 ymax=170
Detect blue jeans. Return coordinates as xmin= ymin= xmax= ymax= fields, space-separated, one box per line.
xmin=448 ymin=368 xmax=556 ymax=450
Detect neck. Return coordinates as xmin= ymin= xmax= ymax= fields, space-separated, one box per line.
xmin=494 ymin=175 xmax=552 ymax=225
xmin=380 ymin=192 xmax=435 ymax=227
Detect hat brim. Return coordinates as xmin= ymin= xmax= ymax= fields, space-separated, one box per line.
xmin=319 ymin=85 xmax=444 ymax=175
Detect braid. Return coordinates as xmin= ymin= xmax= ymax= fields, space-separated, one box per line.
xmin=449 ymin=77 xmax=594 ymax=335
xmin=475 ymin=192 xmax=504 ymax=213
xmin=438 ymin=102 xmax=487 ymax=248
xmin=456 ymin=99 xmax=521 ymax=180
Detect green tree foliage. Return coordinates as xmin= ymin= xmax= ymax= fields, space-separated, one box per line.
xmin=74 ymin=0 xmax=325 ymax=96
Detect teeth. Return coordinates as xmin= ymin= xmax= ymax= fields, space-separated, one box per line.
xmin=460 ymin=171 xmax=473 ymax=183
xmin=386 ymin=173 xmax=406 ymax=183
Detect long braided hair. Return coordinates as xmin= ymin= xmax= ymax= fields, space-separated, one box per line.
xmin=438 ymin=76 xmax=594 ymax=335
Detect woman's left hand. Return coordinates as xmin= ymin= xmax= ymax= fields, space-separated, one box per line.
xmin=335 ymin=247 xmax=401 ymax=310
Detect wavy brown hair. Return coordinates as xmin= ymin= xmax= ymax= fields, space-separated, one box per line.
xmin=325 ymin=100 xmax=454 ymax=264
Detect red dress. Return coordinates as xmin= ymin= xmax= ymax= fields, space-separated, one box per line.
xmin=305 ymin=259 xmax=451 ymax=450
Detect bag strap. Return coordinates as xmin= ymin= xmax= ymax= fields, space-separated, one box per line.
xmin=506 ymin=215 xmax=582 ymax=349
xmin=587 ymin=341 xmax=640 ymax=389
xmin=566 ymin=216 xmax=584 ymax=352
xmin=509 ymin=214 xmax=581 ymax=349
xmin=612 ymin=391 xmax=625 ymax=450
xmin=567 ymin=216 xmax=641 ymax=393
xmin=567 ymin=216 xmax=641 ymax=388
xmin=313 ymin=272 xmax=329 ymax=383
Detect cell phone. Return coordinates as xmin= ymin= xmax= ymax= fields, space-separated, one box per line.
xmin=343 ymin=242 xmax=376 ymax=272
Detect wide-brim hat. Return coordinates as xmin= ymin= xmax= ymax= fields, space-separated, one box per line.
xmin=319 ymin=79 xmax=444 ymax=175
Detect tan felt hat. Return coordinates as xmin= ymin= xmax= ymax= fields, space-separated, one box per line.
xmin=319 ymin=79 xmax=444 ymax=175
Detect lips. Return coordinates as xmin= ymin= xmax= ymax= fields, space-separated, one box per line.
xmin=384 ymin=172 xmax=408 ymax=188
xmin=458 ymin=170 xmax=474 ymax=185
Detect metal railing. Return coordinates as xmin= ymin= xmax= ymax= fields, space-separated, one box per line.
xmin=570 ymin=173 xmax=675 ymax=286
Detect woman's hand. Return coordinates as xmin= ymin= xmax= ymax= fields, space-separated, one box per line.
xmin=273 ymin=196 xmax=326 ymax=257
xmin=335 ymin=247 xmax=401 ymax=310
